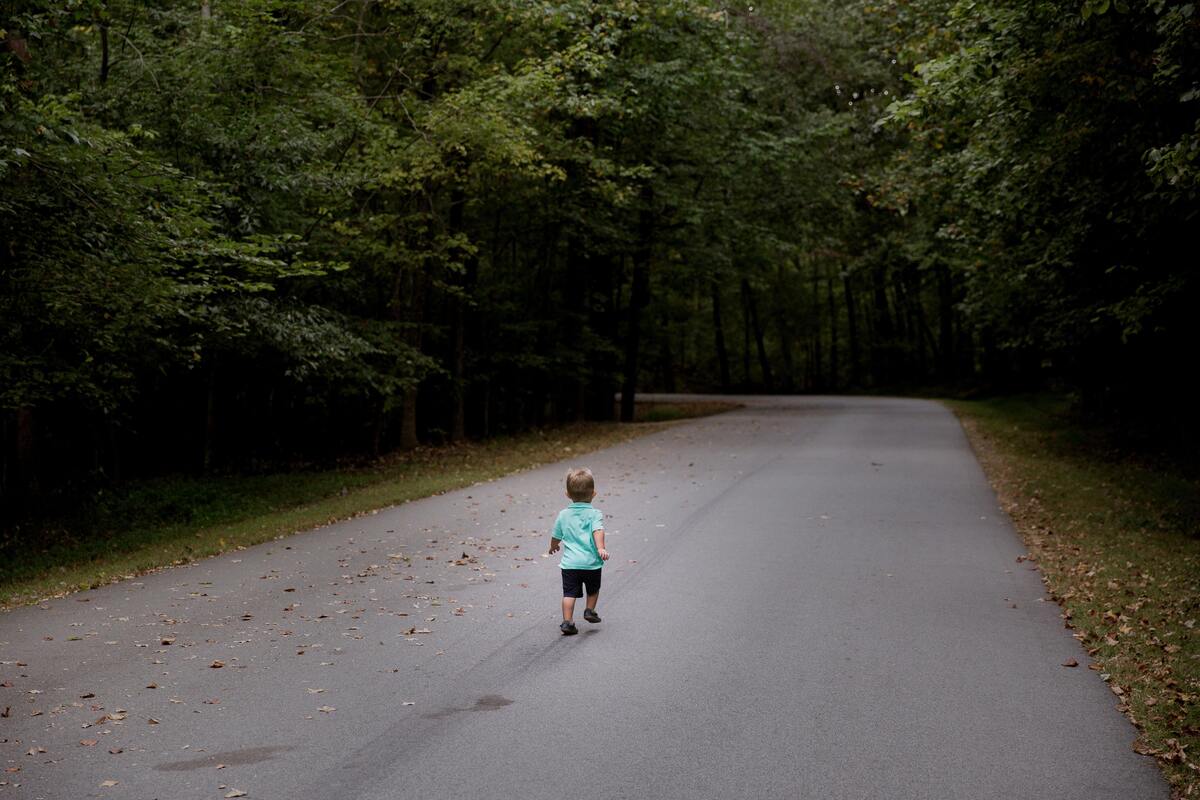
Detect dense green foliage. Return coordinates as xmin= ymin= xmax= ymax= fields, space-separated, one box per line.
xmin=2 ymin=0 xmax=1196 ymax=501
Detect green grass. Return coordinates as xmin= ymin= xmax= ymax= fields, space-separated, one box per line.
xmin=947 ymin=395 xmax=1200 ymax=797
xmin=1 ymin=401 xmax=737 ymax=609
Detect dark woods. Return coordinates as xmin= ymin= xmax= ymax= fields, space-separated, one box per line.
xmin=2 ymin=0 xmax=1197 ymax=507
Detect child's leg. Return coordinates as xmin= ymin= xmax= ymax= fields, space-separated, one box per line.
xmin=584 ymin=570 xmax=602 ymax=610
xmin=562 ymin=596 xmax=576 ymax=621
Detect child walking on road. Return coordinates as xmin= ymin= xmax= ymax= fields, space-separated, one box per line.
xmin=549 ymin=467 xmax=609 ymax=635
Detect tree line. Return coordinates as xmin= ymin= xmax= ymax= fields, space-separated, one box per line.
xmin=2 ymin=0 xmax=1196 ymax=505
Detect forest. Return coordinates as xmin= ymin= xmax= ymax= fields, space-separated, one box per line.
xmin=2 ymin=0 xmax=1197 ymax=504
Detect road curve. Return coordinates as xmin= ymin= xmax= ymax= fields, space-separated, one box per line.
xmin=0 ymin=396 xmax=1166 ymax=799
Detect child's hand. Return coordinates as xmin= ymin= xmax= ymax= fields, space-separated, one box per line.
xmin=598 ymin=548 xmax=610 ymax=561
xmin=549 ymin=540 xmax=560 ymax=555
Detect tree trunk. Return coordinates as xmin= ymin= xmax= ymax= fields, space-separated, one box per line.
xmin=448 ymin=185 xmax=472 ymax=442
xmin=399 ymin=269 xmax=424 ymax=450
xmin=870 ymin=265 xmax=893 ymax=383
xmin=371 ymin=398 xmax=387 ymax=457
xmin=740 ymin=281 xmax=751 ymax=386
xmin=399 ymin=388 xmax=418 ymax=449
xmin=811 ymin=265 xmax=823 ymax=390
xmin=203 ymin=366 xmax=217 ymax=473
xmin=565 ymin=233 xmax=588 ymax=422
xmin=620 ymin=191 xmax=653 ymax=422
xmin=826 ymin=266 xmax=839 ymax=389
xmin=774 ymin=262 xmax=795 ymax=391
xmin=843 ymin=271 xmax=861 ymax=387
xmin=712 ymin=282 xmax=731 ymax=391
xmin=742 ymin=278 xmax=773 ymax=391
xmin=15 ymin=406 xmax=36 ymax=494
xmin=936 ymin=264 xmax=955 ymax=381
xmin=660 ymin=330 xmax=676 ymax=394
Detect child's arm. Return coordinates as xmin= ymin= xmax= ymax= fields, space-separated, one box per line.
xmin=548 ymin=537 xmax=561 ymax=555
xmin=593 ymin=528 xmax=610 ymax=561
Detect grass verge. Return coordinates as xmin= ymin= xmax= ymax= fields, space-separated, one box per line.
xmin=947 ymin=395 xmax=1199 ymax=797
xmin=1 ymin=401 xmax=738 ymax=609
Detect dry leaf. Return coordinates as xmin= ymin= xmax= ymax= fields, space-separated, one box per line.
xmin=80 ymin=740 xmax=98 ymax=747
xmin=100 ymin=780 xmax=119 ymax=787
xmin=1062 ymin=658 xmax=1079 ymax=668
xmin=210 ymin=660 xmax=225 ymax=669
xmin=225 ymin=791 xmax=247 ymax=798
xmin=318 ymin=705 xmax=336 ymax=713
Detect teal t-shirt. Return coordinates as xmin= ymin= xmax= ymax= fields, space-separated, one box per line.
xmin=553 ymin=502 xmax=605 ymax=570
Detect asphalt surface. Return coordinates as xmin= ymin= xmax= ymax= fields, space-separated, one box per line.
xmin=0 ymin=396 xmax=1167 ymax=800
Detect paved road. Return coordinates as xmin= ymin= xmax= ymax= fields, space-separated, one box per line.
xmin=1 ymin=397 xmax=1166 ymax=799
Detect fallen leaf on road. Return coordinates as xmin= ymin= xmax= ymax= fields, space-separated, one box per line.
xmin=306 ymin=688 xmax=325 ymax=694
xmin=80 ymin=740 xmax=98 ymax=747
xmin=225 ymin=790 xmax=247 ymax=798
xmin=100 ymin=779 xmax=119 ymax=787
xmin=318 ymin=706 xmax=336 ymax=713
xmin=146 ymin=683 xmax=158 ymax=689
xmin=80 ymin=692 xmax=95 ymax=699
xmin=1062 ymin=658 xmax=1079 ymax=667
xmin=210 ymin=660 xmax=225 ymax=669
xmin=148 ymin=718 xmax=160 ymax=725
xmin=108 ymin=748 xmax=123 ymax=755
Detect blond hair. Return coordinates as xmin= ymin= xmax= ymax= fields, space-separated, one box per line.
xmin=565 ymin=467 xmax=595 ymax=502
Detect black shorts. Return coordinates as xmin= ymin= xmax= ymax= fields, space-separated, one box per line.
xmin=561 ymin=568 xmax=602 ymax=598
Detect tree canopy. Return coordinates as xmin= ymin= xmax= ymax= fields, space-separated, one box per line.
xmin=2 ymin=0 xmax=1196 ymax=498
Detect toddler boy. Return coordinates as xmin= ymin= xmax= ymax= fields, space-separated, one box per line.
xmin=549 ymin=467 xmax=609 ymax=635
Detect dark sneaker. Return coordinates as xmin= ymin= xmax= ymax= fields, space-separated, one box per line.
xmin=559 ymin=620 xmax=578 ymax=636
xmin=583 ymin=608 xmax=601 ymax=624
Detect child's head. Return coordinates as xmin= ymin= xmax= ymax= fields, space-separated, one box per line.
xmin=565 ymin=467 xmax=595 ymax=502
